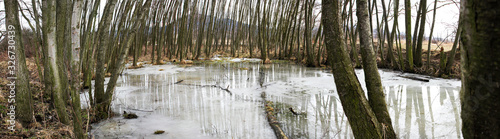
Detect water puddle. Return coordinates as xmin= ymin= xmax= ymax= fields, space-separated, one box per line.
xmin=89 ymin=61 xmax=461 ymax=139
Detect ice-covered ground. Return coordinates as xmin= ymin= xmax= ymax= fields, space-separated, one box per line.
xmin=88 ymin=59 xmax=462 ymax=139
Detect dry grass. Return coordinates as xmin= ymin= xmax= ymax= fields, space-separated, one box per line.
xmin=391 ymin=40 xmax=456 ymax=52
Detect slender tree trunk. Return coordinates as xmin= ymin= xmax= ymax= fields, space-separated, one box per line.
xmin=195 ymin=0 xmax=209 ymax=60
xmin=322 ymin=0 xmax=383 ymax=138
xmin=95 ymin=0 xmax=118 ymax=120
xmin=4 ymin=0 xmax=33 ymax=127
xmin=427 ymin=0 xmax=438 ymax=70
xmin=444 ymin=25 xmax=461 ymax=74
xmin=305 ymin=0 xmax=315 ymax=67
xmin=414 ymin=0 xmax=427 ymax=67
xmin=357 ymin=0 xmax=397 ymax=138
xmin=381 ymin=0 xmax=396 ymax=67
xmin=69 ymin=0 xmax=85 ymax=138
xmin=460 ymin=0 xmax=500 ymax=138
xmin=43 ymin=0 xmax=71 ymax=125
xmin=56 ymin=0 xmax=71 ymax=103
xmin=405 ymin=0 xmax=414 ymax=70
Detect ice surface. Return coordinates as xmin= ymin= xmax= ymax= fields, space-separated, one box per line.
xmin=91 ymin=59 xmax=462 ymax=139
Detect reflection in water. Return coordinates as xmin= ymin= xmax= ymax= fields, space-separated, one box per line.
xmin=447 ymin=88 xmax=462 ymax=139
xmin=93 ymin=62 xmax=462 ymax=139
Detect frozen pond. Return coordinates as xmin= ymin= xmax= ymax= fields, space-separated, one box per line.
xmin=89 ymin=60 xmax=462 ymax=139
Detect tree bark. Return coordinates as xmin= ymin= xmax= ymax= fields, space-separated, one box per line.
xmin=357 ymin=0 xmax=397 ymax=138
xmin=43 ymin=0 xmax=71 ymax=125
xmin=70 ymin=0 xmax=85 ymax=138
xmin=427 ymin=0 xmax=438 ymax=69
xmin=95 ymin=0 xmax=118 ymax=120
xmin=322 ymin=0 xmax=382 ymax=138
xmin=460 ymin=0 xmax=500 ymax=138
xmin=4 ymin=0 xmax=33 ymax=126
xmin=444 ymin=25 xmax=461 ymax=74
xmin=414 ymin=0 xmax=427 ymax=67
xmin=56 ymin=0 xmax=70 ymax=103
xmin=404 ymin=0 xmax=414 ymax=70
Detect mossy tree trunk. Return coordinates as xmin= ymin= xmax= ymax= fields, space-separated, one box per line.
xmin=404 ymin=0 xmax=414 ymax=70
xmin=4 ymin=0 xmax=33 ymax=127
xmin=322 ymin=0 xmax=383 ymax=138
xmin=95 ymin=0 xmax=118 ymax=120
xmin=460 ymin=0 xmax=500 ymax=138
xmin=414 ymin=0 xmax=427 ymax=67
xmin=56 ymin=0 xmax=73 ymax=105
xmin=42 ymin=0 xmax=70 ymax=125
xmin=357 ymin=0 xmax=397 ymax=138
xmin=69 ymin=0 xmax=85 ymax=138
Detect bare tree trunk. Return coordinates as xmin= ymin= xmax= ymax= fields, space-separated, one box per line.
xmin=405 ymin=0 xmax=414 ymax=70
xmin=427 ymin=0 xmax=438 ymax=70
xmin=43 ymin=0 xmax=71 ymax=125
xmin=444 ymin=25 xmax=461 ymax=74
xmin=414 ymin=0 xmax=427 ymax=67
xmin=4 ymin=0 xmax=33 ymax=127
xmin=357 ymin=0 xmax=397 ymax=138
xmin=56 ymin=0 xmax=71 ymax=104
xmin=95 ymin=0 xmax=118 ymax=120
xmin=460 ymin=0 xmax=500 ymax=138
xmin=322 ymin=0 xmax=382 ymax=138
xmin=70 ymin=0 xmax=85 ymax=138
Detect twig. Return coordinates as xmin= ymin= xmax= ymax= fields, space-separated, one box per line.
xmin=174 ymin=80 xmax=184 ymax=84
xmin=289 ymin=107 xmax=299 ymax=115
xmin=176 ymin=82 xmax=233 ymax=95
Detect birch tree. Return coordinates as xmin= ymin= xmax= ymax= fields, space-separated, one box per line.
xmin=70 ymin=0 xmax=85 ymax=138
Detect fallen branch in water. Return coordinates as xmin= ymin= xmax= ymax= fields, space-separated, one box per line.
xmin=176 ymin=82 xmax=233 ymax=95
xmin=262 ymin=92 xmax=289 ymax=139
xmin=397 ymin=75 xmax=430 ymax=82
xmin=125 ymin=108 xmax=154 ymax=112
xmin=258 ymin=70 xmax=287 ymax=138
xmin=289 ymin=107 xmax=299 ymax=115
xmin=174 ymin=80 xmax=184 ymax=84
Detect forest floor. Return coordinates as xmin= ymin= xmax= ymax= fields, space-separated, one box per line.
xmin=0 ymin=54 xmax=76 ymax=138
xmin=0 ymin=43 xmax=460 ymax=138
